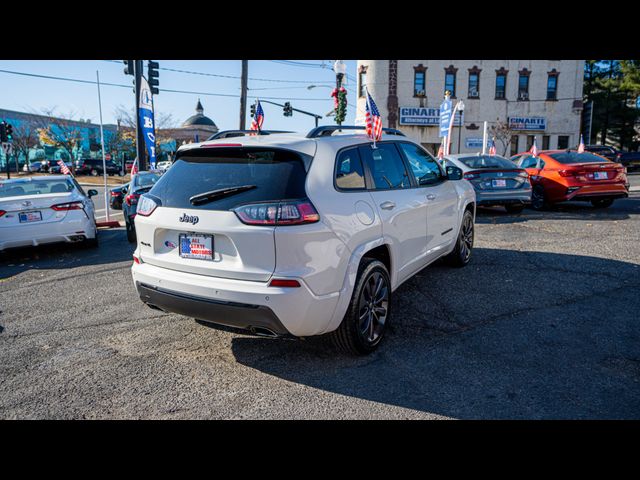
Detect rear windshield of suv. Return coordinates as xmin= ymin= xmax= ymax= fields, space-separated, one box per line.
xmin=457 ymin=155 xmax=515 ymax=169
xmin=548 ymin=152 xmax=611 ymax=164
xmin=147 ymin=147 xmax=308 ymax=211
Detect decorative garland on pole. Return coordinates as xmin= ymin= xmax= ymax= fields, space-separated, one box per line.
xmin=331 ymin=86 xmax=348 ymax=124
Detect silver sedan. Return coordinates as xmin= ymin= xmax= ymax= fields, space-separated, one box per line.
xmin=443 ymin=153 xmax=532 ymax=213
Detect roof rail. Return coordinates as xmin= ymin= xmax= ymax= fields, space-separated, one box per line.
xmin=206 ymin=130 xmax=294 ymax=141
xmin=306 ymin=125 xmax=406 ymax=138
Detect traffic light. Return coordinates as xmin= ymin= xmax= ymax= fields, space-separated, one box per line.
xmin=250 ymin=103 xmax=256 ymax=118
xmin=123 ymin=60 xmax=134 ymax=76
xmin=5 ymin=123 xmax=12 ymax=141
xmin=283 ymin=102 xmax=293 ymax=117
xmin=0 ymin=122 xmax=6 ymax=142
xmin=148 ymin=60 xmax=159 ymax=95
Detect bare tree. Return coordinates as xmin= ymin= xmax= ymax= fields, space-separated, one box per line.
xmin=490 ymin=120 xmax=515 ymax=156
xmin=31 ymin=108 xmax=84 ymax=175
xmin=10 ymin=119 xmax=39 ymax=172
xmin=113 ymin=105 xmax=177 ymax=160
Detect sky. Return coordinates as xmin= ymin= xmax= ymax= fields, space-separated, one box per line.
xmin=0 ymin=60 xmax=359 ymax=132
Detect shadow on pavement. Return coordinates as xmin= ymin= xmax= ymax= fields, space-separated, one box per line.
xmin=0 ymin=228 xmax=134 ymax=280
xmin=475 ymin=195 xmax=639 ymax=224
xmin=230 ymin=248 xmax=640 ymax=419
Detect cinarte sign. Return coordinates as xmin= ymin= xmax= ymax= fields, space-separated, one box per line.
xmin=400 ymin=107 xmax=462 ymax=126
xmin=508 ymin=117 xmax=546 ymax=131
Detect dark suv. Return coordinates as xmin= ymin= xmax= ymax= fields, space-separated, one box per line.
xmin=583 ymin=145 xmax=623 ymax=162
xmin=75 ymin=158 xmax=123 ymax=176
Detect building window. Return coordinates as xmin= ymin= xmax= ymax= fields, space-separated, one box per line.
xmin=526 ymin=135 xmax=535 ymax=150
xmin=413 ymin=64 xmax=426 ymax=97
xmin=495 ymin=68 xmax=507 ymax=99
xmin=444 ymin=65 xmax=457 ymax=97
xmin=542 ymin=135 xmax=550 ymax=150
xmin=358 ymin=65 xmax=368 ymax=98
xmin=468 ymin=66 xmax=481 ymax=98
xmin=547 ymin=69 xmax=559 ymax=100
xmin=518 ymin=68 xmax=530 ymax=100
xmin=510 ymin=135 xmax=519 ymax=156
xmin=558 ymin=135 xmax=569 ymax=149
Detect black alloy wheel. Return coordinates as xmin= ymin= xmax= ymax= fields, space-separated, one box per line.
xmin=445 ymin=209 xmax=474 ymax=267
xmin=531 ymin=185 xmax=548 ymax=210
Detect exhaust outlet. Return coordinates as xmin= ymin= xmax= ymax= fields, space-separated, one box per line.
xmin=250 ymin=326 xmax=279 ymax=338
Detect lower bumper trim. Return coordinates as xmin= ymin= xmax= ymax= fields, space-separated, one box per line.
xmin=135 ymin=282 xmax=293 ymax=337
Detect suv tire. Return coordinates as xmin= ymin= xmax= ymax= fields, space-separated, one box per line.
xmin=445 ymin=209 xmax=474 ymax=267
xmin=330 ymin=258 xmax=391 ymax=355
xmin=126 ymin=219 xmax=136 ymax=243
xmin=531 ymin=185 xmax=549 ymax=210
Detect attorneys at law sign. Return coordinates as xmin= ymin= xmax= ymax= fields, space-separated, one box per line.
xmin=399 ymin=107 xmax=463 ymax=126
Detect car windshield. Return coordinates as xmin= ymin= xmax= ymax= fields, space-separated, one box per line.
xmin=457 ymin=155 xmax=515 ymax=169
xmin=549 ymin=152 xmax=611 ymax=164
xmin=134 ymin=173 xmax=161 ymax=188
xmin=0 ymin=178 xmax=74 ymax=198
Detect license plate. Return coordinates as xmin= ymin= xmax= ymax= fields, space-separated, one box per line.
xmin=492 ymin=179 xmax=507 ymax=188
xmin=594 ymin=171 xmax=608 ymax=180
xmin=19 ymin=211 xmax=43 ymax=223
xmin=179 ymin=233 xmax=213 ymax=260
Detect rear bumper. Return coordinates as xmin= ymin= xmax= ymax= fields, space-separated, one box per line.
xmin=0 ymin=214 xmax=95 ymax=251
xmin=475 ymin=188 xmax=532 ymax=206
xmin=131 ymin=261 xmax=340 ymax=337
xmin=562 ymin=184 xmax=629 ymax=202
xmin=136 ymin=282 xmax=291 ymax=336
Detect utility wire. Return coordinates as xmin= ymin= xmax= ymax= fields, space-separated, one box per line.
xmin=0 ymin=69 xmax=334 ymax=101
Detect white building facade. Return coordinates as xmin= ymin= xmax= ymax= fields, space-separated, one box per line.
xmin=356 ymin=60 xmax=585 ymax=156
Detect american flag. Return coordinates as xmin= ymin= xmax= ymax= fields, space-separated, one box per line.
xmin=437 ymin=141 xmax=444 ymax=160
xmin=250 ymin=100 xmax=264 ymax=132
xmin=529 ymin=136 xmax=538 ymax=157
xmin=131 ymin=158 xmax=139 ymax=176
xmin=577 ymin=134 xmax=585 ymax=153
xmin=57 ymin=159 xmax=71 ymax=175
xmin=488 ymin=138 xmax=497 ymax=156
xmin=365 ymin=91 xmax=383 ymax=142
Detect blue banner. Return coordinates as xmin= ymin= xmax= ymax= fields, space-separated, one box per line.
xmin=139 ymin=77 xmax=156 ymax=169
xmin=439 ymin=99 xmax=452 ymax=137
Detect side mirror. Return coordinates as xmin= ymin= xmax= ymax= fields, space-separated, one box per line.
xmin=446 ymin=166 xmax=463 ymax=180
xmin=87 ymin=189 xmax=98 ymax=198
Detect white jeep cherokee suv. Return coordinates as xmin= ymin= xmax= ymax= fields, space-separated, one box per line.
xmin=131 ymin=126 xmax=475 ymax=354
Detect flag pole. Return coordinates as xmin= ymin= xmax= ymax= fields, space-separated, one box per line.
xmin=96 ymin=70 xmax=110 ymax=223
xmin=482 ymin=121 xmax=488 ymax=155
xmin=364 ymin=86 xmax=376 ymax=149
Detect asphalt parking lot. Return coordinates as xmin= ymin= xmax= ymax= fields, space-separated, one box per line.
xmin=1 ymin=178 xmax=639 ymax=419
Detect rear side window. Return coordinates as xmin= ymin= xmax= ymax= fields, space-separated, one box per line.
xmin=549 ymin=152 xmax=611 ymax=164
xmin=148 ymin=148 xmax=308 ymax=211
xmin=359 ymin=143 xmax=411 ymax=190
xmin=335 ymin=148 xmax=366 ymax=190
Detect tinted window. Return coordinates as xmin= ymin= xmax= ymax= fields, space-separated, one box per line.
xmin=398 ymin=142 xmax=443 ymax=185
xmin=360 ymin=143 xmax=411 ymax=190
xmin=134 ymin=172 xmax=162 ymax=189
xmin=0 ymin=178 xmax=74 ymax=198
xmin=335 ymin=148 xmax=366 ymax=190
xmin=519 ymin=155 xmax=538 ymax=169
xmin=549 ymin=152 xmax=611 ymax=164
xmin=458 ymin=155 xmax=516 ymax=169
xmin=148 ymin=148 xmax=307 ymax=211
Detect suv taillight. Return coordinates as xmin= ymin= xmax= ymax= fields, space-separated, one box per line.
xmin=234 ymin=199 xmax=319 ymax=226
xmin=0 ymin=210 xmax=6 ymax=217
xmin=51 ymin=201 xmax=83 ymax=211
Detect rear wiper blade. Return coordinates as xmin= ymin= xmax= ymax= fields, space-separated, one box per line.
xmin=189 ymin=185 xmax=256 ymax=206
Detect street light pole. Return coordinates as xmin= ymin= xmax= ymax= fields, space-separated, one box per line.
xmin=333 ymin=60 xmax=347 ymax=127
xmin=457 ymin=101 xmax=465 ymax=154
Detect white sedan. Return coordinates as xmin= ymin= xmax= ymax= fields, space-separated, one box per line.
xmin=0 ymin=175 xmax=99 ymax=251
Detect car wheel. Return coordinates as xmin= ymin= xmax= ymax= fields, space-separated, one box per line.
xmin=126 ymin=219 xmax=137 ymax=243
xmin=531 ymin=185 xmax=549 ymax=210
xmin=83 ymin=229 xmax=99 ymax=248
xmin=91 ymin=169 xmax=98 ymax=176
xmin=445 ymin=209 xmax=474 ymax=267
xmin=505 ymin=204 xmax=525 ymax=214
xmin=329 ymin=258 xmax=391 ymax=355
xmin=591 ymin=198 xmax=614 ymax=209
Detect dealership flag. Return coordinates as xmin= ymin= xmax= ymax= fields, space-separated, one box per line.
xmin=529 ymin=136 xmax=538 ymax=157
xmin=488 ymin=137 xmax=497 ymax=156
xmin=131 ymin=157 xmax=139 ymax=176
xmin=437 ymin=140 xmax=444 ymax=160
xmin=578 ymin=134 xmax=585 ymax=153
xmin=139 ymin=76 xmax=157 ymax=169
xmin=57 ymin=159 xmax=71 ymax=175
xmin=250 ymin=100 xmax=264 ymax=133
xmin=365 ymin=89 xmax=383 ymax=145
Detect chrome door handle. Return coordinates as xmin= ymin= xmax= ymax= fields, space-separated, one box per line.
xmin=380 ymin=201 xmax=396 ymax=210
xmin=426 ymin=194 xmax=437 ymax=200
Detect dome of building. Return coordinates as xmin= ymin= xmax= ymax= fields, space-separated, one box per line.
xmin=182 ymin=99 xmax=218 ymax=129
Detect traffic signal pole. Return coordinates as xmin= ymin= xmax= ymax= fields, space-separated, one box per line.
xmin=239 ymin=60 xmax=248 ymax=130
xmin=134 ymin=60 xmax=147 ymax=172
xmin=258 ymin=100 xmax=322 ymax=127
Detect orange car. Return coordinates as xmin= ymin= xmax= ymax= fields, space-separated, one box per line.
xmin=510 ymin=150 xmax=629 ymax=210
